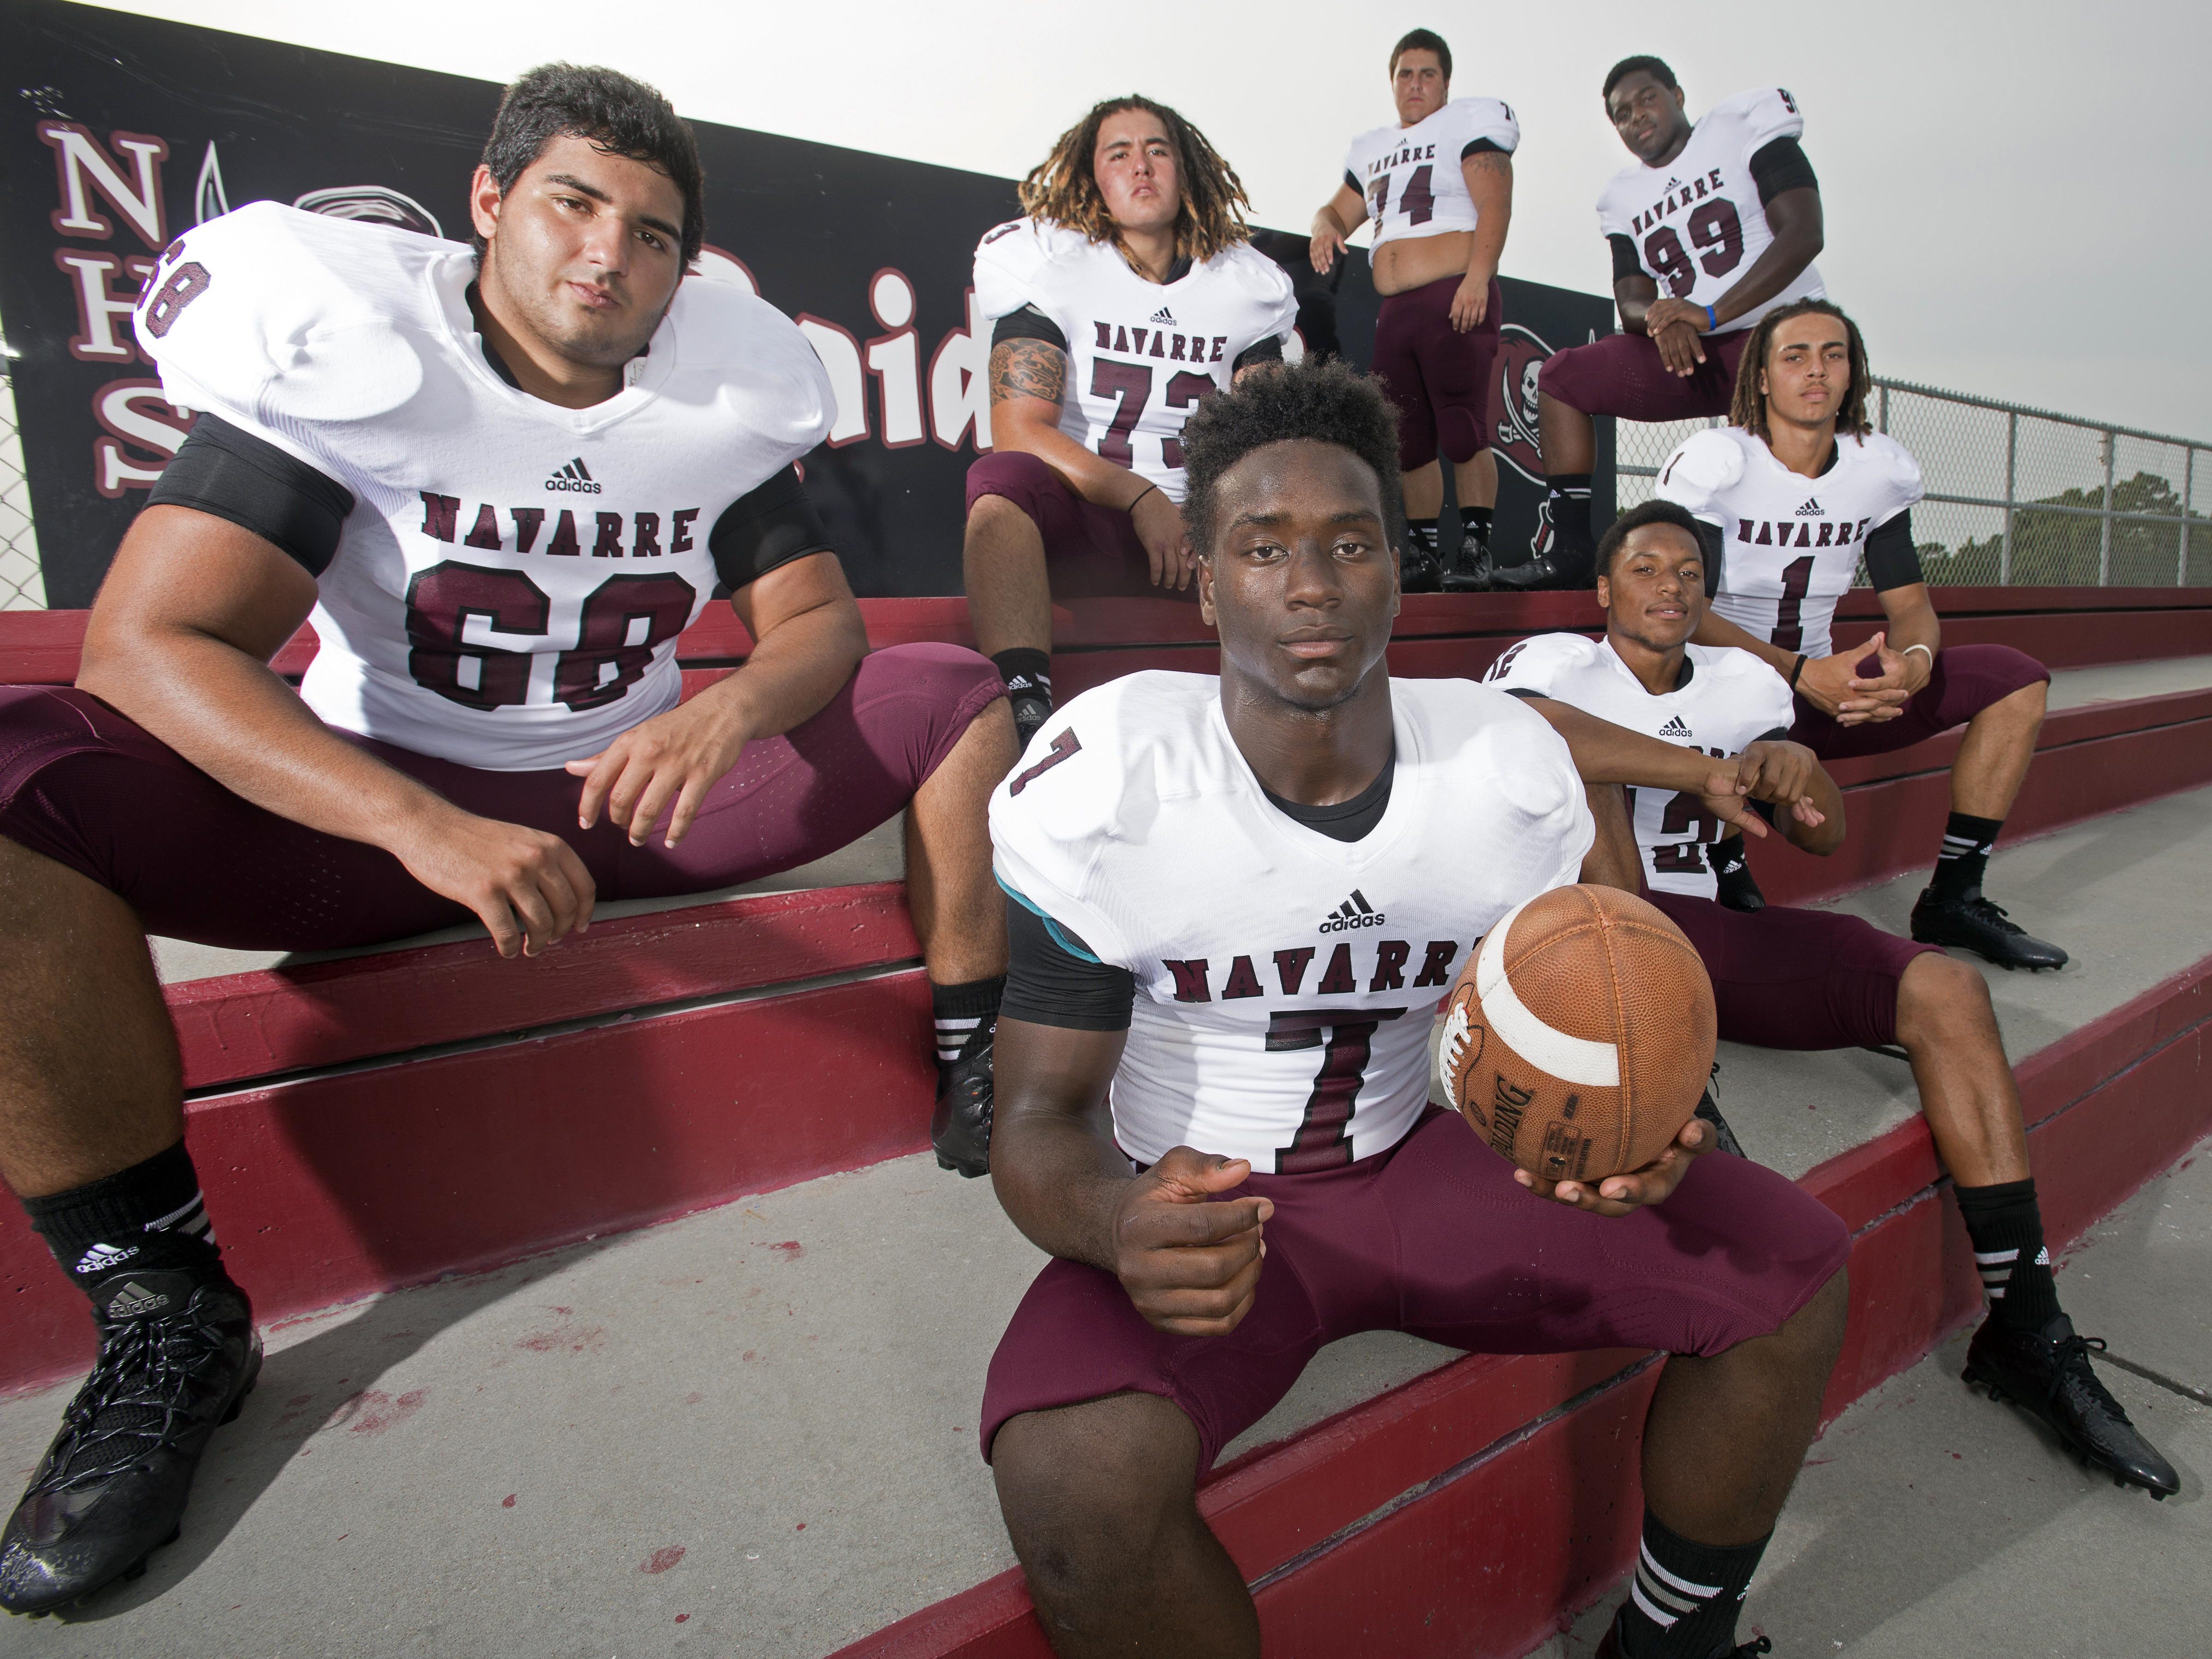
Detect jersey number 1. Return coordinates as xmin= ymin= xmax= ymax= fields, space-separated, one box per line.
xmin=1267 ymin=1007 xmax=1405 ymax=1173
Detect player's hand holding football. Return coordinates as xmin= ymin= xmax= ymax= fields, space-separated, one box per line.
xmin=567 ymin=692 xmax=751 ymax=849
xmin=392 ymin=802 xmax=596 ymax=959
xmin=1131 ymin=485 xmax=1197 ymax=590
xmin=1110 ymin=1147 xmax=1275 ymax=1336
xmin=1513 ymin=1113 xmax=1716 ymax=1218
xmin=1449 ymin=270 xmax=1493 ymax=332
xmin=1734 ymin=739 xmax=1827 ymax=828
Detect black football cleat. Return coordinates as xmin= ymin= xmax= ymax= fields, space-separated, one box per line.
xmin=1440 ymin=540 xmax=1494 ymax=593
xmin=1594 ymin=1605 xmax=1771 ymax=1658
xmin=931 ymin=1018 xmax=995 ymax=1179
xmin=1487 ymin=550 xmax=1567 ymax=592
xmin=1008 ymin=690 xmax=1053 ymax=755
xmin=1963 ymin=1313 xmax=2179 ymax=1498
xmin=1710 ymin=840 xmax=1766 ymax=913
xmin=1910 ymin=888 xmax=2068 ymax=971
xmin=0 ymin=1271 xmax=260 ymax=1615
xmin=1399 ymin=540 xmax=1443 ymax=594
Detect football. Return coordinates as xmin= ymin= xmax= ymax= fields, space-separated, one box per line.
xmin=1438 ymin=885 xmax=1716 ymax=1183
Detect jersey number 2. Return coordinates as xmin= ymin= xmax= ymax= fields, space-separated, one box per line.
xmin=405 ymin=565 xmax=695 ymax=712
xmin=1267 ymin=1007 xmax=1406 ymax=1173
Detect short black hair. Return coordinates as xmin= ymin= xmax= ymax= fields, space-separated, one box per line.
xmin=1391 ymin=29 xmax=1452 ymax=81
xmin=479 ymin=64 xmax=705 ymax=265
xmin=1596 ymin=498 xmax=1704 ymax=578
xmin=1178 ymin=359 xmax=1403 ymax=555
xmin=1602 ymin=55 xmax=1678 ymax=104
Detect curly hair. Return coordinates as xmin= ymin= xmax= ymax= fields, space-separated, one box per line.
xmin=1178 ymin=359 xmax=1403 ymax=554
xmin=1729 ymin=298 xmax=1872 ymax=443
xmin=1018 ymin=95 xmax=1252 ymax=266
xmin=1602 ymin=54 xmax=1677 ymax=104
xmin=481 ymin=64 xmax=704 ymax=266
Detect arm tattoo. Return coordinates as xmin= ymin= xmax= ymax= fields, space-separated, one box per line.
xmin=1464 ymin=151 xmax=1513 ymax=186
xmin=990 ymin=338 xmax=1068 ymax=408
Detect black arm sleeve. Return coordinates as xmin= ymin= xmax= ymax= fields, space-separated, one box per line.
xmin=1232 ymin=335 xmax=1285 ymax=372
xmin=1747 ymin=137 xmax=1819 ymax=206
xmin=1000 ymin=896 xmax=1137 ymax=1032
xmin=1608 ymin=233 xmax=1643 ymax=282
xmin=706 ymin=465 xmax=834 ymax=590
xmin=144 ymin=415 xmax=354 ymax=576
xmin=1861 ymin=510 xmax=1924 ymax=591
xmin=1461 ymin=137 xmax=1510 ymax=159
xmin=1343 ymin=169 xmax=1362 ymax=195
xmin=990 ymin=305 xmax=1069 ymax=353
xmin=1693 ymin=518 xmax=1726 ymax=598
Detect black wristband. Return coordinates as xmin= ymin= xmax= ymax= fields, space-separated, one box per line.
xmin=1128 ymin=483 xmax=1161 ymax=516
xmin=1789 ymin=654 xmax=1808 ymax=688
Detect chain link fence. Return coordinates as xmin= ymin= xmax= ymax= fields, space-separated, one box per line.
xmin=0 ymin=346 xmax=46 ymax=611
xmin=1617 ymin=380 xmax=2210 ymax=587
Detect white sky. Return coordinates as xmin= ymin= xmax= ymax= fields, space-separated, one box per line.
xmin=97 ymin=0 xmax=2212 ymax=441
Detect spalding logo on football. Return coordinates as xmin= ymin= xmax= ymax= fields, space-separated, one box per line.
xmin=1439 ymin=885 xmax=1716 ymax=1182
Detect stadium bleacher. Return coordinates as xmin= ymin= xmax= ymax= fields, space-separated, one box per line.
xmin=0 ymin=591 xmax=2206 ymax=1655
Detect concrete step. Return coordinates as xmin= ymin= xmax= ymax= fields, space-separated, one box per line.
xmin=1531 ymin=1136 xmax=2212 ymax=1659
xmin=2 ymin=786 xmax=2206 ymax=1656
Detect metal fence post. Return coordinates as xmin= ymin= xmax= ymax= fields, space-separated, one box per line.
xmin=1878 ymin=383 xmax=1889 ymax=436
xmin=2184 ymin=446 xmax=2195 ymax=585
xmin=2098 ymin=428 xmax=2115 ymax=585
xmin=2001 ymin=411 xmax=2016 ymax=583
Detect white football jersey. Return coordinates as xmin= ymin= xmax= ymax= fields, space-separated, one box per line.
xmin=1655 ymin=426 xmax=1924 ymax=659
xmin=1596 ymin=88 xmax=1824 ymax=328
xmin=137 ymin=202 xmax=834 ymax=770
xmin=1343 ymin=96 xmax=1520 ymax=250
xmin=1485 ymin=634 xmax=1794 ymax=899
xmin=991 ymin=672 xmax=1593 ymax=1170
xmin=972 ymin=218 xmax=1297 ymax=502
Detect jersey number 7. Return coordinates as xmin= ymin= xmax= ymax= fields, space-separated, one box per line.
xmin=1267 ymin=1007 xmax=1406 ymax=1173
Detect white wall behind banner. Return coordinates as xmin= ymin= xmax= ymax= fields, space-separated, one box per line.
xmin=87 ymin=0 xmax=2211 ymax=443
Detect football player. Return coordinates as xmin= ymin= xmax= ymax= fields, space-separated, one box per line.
xmin=1308 ymin=28 xmax=1518 ymax=593
xmin=0 ymin=67 xmax=1013 ymax=1613
xmin=1490 ymin=500 xmax=2177 ymax=1501
xmin=1502 ymin=56 xmax=1826 ymax=591
xmin=980 ymin=359 xmax=1848 ymax=1659
xmin=961 ymin=96 xmax=1299 ymax=747
xmin=1656 ymin=299 xmax=2064 ymax=971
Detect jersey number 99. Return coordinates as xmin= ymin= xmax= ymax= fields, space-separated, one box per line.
xmin=1642 ymin=199 xmax=1745 ymax=297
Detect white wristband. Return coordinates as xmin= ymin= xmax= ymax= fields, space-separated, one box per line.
xmin=1901 ymin=644 xmax=1934 ymax=665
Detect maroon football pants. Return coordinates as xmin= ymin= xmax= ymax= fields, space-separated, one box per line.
xmin=0 ymin=643 xmax=1002 ymax=952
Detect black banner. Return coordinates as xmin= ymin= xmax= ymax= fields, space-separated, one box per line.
xmin=1 ymin=0 xmax=1612 ymax=608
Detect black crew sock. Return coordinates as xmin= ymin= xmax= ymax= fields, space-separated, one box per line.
xmin=932 ymin=974 xmax=1004 ymax=1069
xmin=1930 ymin=811 xmax=2002 ymax=901
xmin=1956 ymin=1177 xmax=2060 ymax=1332
xmin=23 ymin=1139 xmax=224 ymax=1295
xmin=1618 ymin=1509 xmax=1769 ymax=1658
xmin=1458 ymin=504 xmax=1494 ymax=547
xmin=1544 ymin=472 xmax=1594 ymax=556
xmin=989 ymin=648 xmax=1052 ymax=709
xmin=1405 ymin=517 xmax=1442 ymax=558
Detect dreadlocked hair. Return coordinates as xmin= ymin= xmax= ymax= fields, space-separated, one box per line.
xmin=1018 ymin=95 xmax=1253 ymax=266
xmin=1179 ymin=358 xmax=1403 ymax=554
xmin=1730 ymin=298 xmax=1873 ymax=443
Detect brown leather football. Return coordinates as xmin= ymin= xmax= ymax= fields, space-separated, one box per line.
xmin=1438 ymin=885 xmax=1716 ymax=1182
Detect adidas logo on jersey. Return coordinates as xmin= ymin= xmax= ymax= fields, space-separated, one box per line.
xmin=1794 ymin=497 xmax=1823 ymax=516
xmin=1320 ymin=889 xmax=1385 ymax=932
xmin=1658 ymin=715 xmax=1693 ymax=739
xmin=105 ymin=1280 xmax=171 ymax=1318
xmin=75 ymin=1241 xmax=138 ymax=1275
xmin=1149 ymin=306 xmax=1177 ymax=327
xmin=546 ymin=457 xmax=603 ymax=495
